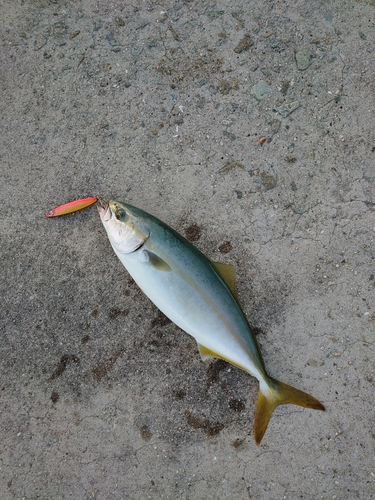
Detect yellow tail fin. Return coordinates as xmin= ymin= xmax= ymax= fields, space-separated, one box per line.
xmin=254 ymin=378 xmax=325 ymax=445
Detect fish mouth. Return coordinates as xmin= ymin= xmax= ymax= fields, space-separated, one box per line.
xmin=97 ymin=199 xmax=111 ymax=222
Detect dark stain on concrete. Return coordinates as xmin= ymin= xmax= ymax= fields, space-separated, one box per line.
xmin=109 ymin=307 xmax=129 ymax=320
xmin=232 ymin=438 xmax=245 ymax=449
xmin=140 ymin=424 xmax=152 ymax=441
xmin=206 ymin=359 xmax=228 ymax=386
xmin=51 ymin=391 xmax=59 ymax=403
xmin=172 ymin=388 xmax=186 ymax=400
xmin=184 ymin=410 xmax=225 ymax=437
xmin=50 ymin=354 xmax=80 ymax=380
xmin=151 ymin=310 xmax=172 ymax=329
xmin=91 ymin=349 xmax=124 ymax=381
xmin=218 ymin=241 xmax=233 ymax=253
xmin=228 ymin=398 xmax=246 ymax=412
xmin=184 ymin=223 xmax=201 ymax=242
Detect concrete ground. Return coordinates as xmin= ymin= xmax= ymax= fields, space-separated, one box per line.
xmin=1 ymin=0 xmax=374 ymax=498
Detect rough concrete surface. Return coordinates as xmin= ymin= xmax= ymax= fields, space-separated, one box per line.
xmin=1 ymin=0 xmax=374 ymax=498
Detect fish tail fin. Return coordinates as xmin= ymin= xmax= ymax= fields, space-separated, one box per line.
xmin=254 ymin=377 xmax=325 ymax=445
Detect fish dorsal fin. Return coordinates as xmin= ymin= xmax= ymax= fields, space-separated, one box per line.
xmin=143 ymin=250 xmax=171 ymax=271
xmin=211 ymin=261 xmax=237 ymax=299
xmin=198 ymin=343 xmax=219 ymax=361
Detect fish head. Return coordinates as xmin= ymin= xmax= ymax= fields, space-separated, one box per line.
xmin=98 ymin=200 xmax=149 ymax=254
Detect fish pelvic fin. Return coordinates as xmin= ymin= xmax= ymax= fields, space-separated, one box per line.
xmin=254 ymin=377 xmax=325 ymax=446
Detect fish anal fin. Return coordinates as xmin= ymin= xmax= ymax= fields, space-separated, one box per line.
xmin=254 ymin=378 xmax=325 ymax=446
xmin=211 ymin=261 xmax=237 ymax=299
xmin=198 ymin=343 xmax=219 ymax=361
xmin=197 ymin=343 xmax=247 ymax=371
xmin=143 ymin=250 xmax=171 ymax=271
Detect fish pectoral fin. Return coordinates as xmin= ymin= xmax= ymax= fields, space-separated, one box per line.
xmin=143 ymin=250 xmax=171 ymax=271
xmin=211 ymin=261 xmax=238 ymax=299
xmin=197 ymin=343 xmax=220 ymax=361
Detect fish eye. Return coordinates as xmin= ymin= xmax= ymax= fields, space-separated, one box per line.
xmin=115 ymin=208 xmax=127 ymax=221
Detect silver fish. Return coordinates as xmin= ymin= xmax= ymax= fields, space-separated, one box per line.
xmin=98 ymin=200 xmax=325 ymax=444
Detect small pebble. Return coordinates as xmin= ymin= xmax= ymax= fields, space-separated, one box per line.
xmin=296 ymin=49 xmax=314 ymax=70
xmin=250 ymin=80 xmax=272 ymax=101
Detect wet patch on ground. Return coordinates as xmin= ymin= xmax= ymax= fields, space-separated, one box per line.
xmin=184 ymin=410 xmax=225 ymax=437
xmin=49 ymin=354 xmax=80 ymax=380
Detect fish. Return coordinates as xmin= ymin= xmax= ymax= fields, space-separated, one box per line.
xmin=45 ymin=197 xmax=97 ymax=217
xmin=98 ymin=200 xmax=325 ymax=444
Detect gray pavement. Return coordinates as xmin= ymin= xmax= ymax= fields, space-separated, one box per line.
xmin=1 ymin=0 xmax=374 ymax=498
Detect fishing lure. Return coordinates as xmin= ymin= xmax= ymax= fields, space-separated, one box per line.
xmin=45 ymin=197 xmax=97 ymax=217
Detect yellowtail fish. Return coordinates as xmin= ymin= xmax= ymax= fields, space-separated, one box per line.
xmin=98 ymin=200 xmax=325 ymax=444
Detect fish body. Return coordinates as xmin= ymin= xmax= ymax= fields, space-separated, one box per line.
xmin=99 ymin=200 xmax=325 ymax=444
